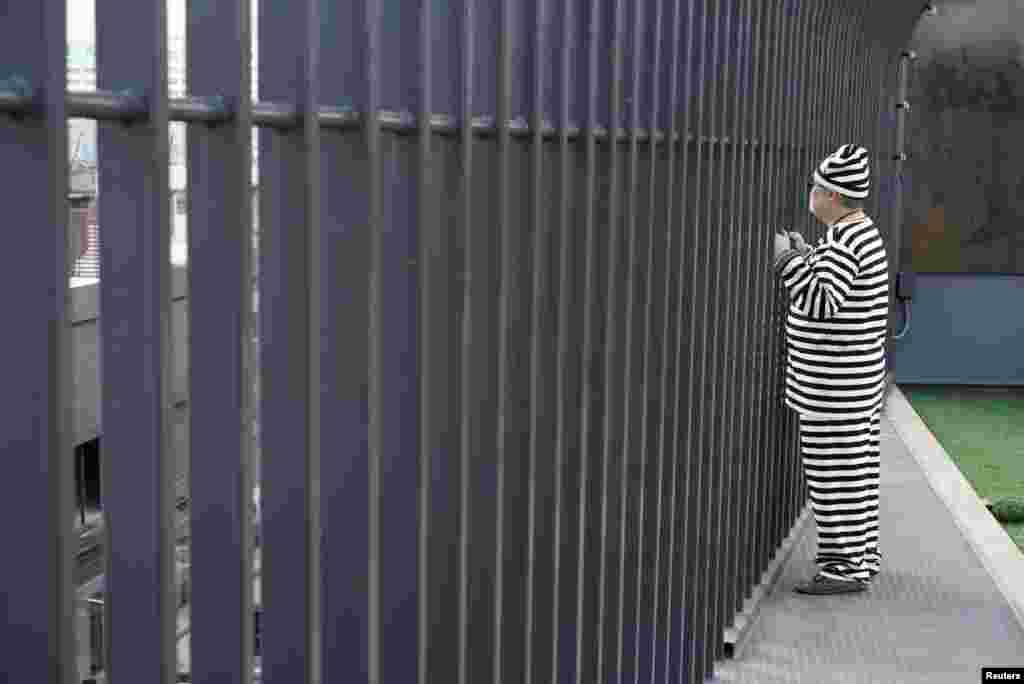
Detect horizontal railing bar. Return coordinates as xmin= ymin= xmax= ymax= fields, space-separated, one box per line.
xmin=1 ymin=85 xmax=806 ymax=150
xmin=69 ymin=90 xmax=149 ymax=121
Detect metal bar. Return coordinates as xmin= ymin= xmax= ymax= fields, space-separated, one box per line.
xmin=754 ymin=0 xmax=779 ymax=593
xmin=721 ymin=0 xmax=754 ymax=628
xmin=739 ymin=0 xmax=767 ymax=606
xmin=364 ymin=0 xmax=385 ymax=679
xmin=3 ymin=83 xmax=754 ymax=145
xmin=763 ymin=0 xmax=788 ymax=573
xmin=523 ymin=0 xmax=549 ymax=677
xmin=779 ymin=0 xmax=804 ymax=545
xmin=704 ymin=0 xmax=731 ymax=662
xmin=95 ymin=0 xmax=176 ymax=677
xmin=186 ymin=0 xmax=254 ymax=680
xmin=462 ymin=0 xmax=502 ymax=679
xmin=492 ymin=0 xmax=516 ymax=672
xmin=718 ymin=0 xmax=749 ymax=641
xmin=318 ymin=0 xmax=373 ymax=680
xmin=631 ymin=0 xmax=664 ymax=674
xmin=737 ymin=0 xmax=761 ymax=610
xmin=750 ymin=0 xmax=773 ymax=583
xmin=615 ymin=0 xmax=645 ymax=676
xmin=642 ymin=0 xmax=671 ymax=676
xmin=852 ymin=6 xmax=868 ymax=147
xmin=69 ymin=91 xmax=149 ymax=122
xmin=655 ymin=0 xmax=688 ymax=679
xmin=734 ymin=0 xmax=756 ymax=604
xmin=719 ymin=0 xmax=743 ymax=629
xmin=0 ymin=0 xmax=74 ymax=681
xmin=257 ymin=0 xmax=321 ymax=680
xmin=780 ymin=0 xmax=803 ymax=542
xmin=552 ymin=0 xmax=577 ymax=679
xmin=682 ymin=0 xmax=711 ymax=679
xmin=760 ymin=0 xmax=786 ymax=573
xmin=549 ymin=0 xmax=576 ymax=679
xmin=374 ymin=0 xmax=425 ymax=679
xmin=795 ymin=0 xmax=817 ymax=533
xmin=496 ymin=16 xmax=538 ymax=675
xmin=456 ymin=0 xmax=477 ymax=677
xmin=585 ymin=0 xmax=619 ymax=678
xmin=771 ymin=0 xmax=790 ymax=571
xmin=0 ymin=78 xmax=34 ymax=113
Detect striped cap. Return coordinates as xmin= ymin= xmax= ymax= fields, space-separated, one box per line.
xmin=812 ymin=144 xmax=870 ymax=199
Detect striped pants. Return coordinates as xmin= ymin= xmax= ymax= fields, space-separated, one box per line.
xmin=799 ymin=411 xmax=882 ymax=584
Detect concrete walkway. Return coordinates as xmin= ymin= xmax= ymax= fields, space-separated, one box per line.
xmin=712 ymin=388 xmax=1024 ymax=683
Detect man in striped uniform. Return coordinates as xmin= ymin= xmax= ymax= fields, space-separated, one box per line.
xmin=772 ymin=144 xmax=890 ymax=595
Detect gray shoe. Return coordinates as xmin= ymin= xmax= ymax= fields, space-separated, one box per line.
xmin=794 ymin=573 xmax=867 ymax=595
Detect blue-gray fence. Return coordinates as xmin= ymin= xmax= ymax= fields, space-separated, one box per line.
xmin=1 ymin=0 xmax=923 ymax=682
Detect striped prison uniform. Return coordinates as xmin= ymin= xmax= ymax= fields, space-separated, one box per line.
xmin=775 ymin=216 xmax=889 ymax=583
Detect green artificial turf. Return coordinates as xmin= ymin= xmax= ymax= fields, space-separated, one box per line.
xmin=902 ymin=385 xmax=1024 ymax=552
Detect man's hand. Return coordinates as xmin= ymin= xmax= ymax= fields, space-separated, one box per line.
xmin=773 ymin=231 xmax=793 ymax=261
xmin=788 ymin=231 xmax=811 ymax=255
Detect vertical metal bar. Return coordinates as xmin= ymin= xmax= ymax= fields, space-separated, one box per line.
xmin=318 ymin=0 xmax=372 ymax=680
xmin=741 ymin=0 xmax=772 ymax=603
xmin=700 ymin=0 xmax=733 ymax=673
xmin=841 ymin=6 xmax=857 ymax=148
xmin=618 ymin=0 xmax=646 ymax=675
xmin=748 ymin=0 xmax=776 ymax=593
xmin=719 ymin=0 xmax=750 ymax=652
xmin=786 ymin=0 xmax=811 ymax=532
xmin=523 ymin=0 xmax=548 ymax=677
xmin=0 ymin=1 xmax=74 ymax=681
xmin=892 ymin=49 xmax=909 ymax=261
xmin=365 ymin=0 xmax=385 ymax=677
xmin=767 ymin=0 xmax=789 ymax=566
xmin=778 ymin=0 xmax=801 ymax=546
xmin=587 ymin=0 xmax=621 ymax=679
xmin=683 ymin=0 xmax=712 ymax=679
xmin=95 ymin=0 xmax=175 ymax=677
xmin=780 ymin=0 xmax=802 ymax=537
xmin=456 ymin=0 xmax=477 ymax=677
xmin=818 ymin=0 xmax=837 ymax=238
xmin=783 ymin=0 xmax=810 ymax=539
xmin=548 ymin=0 xmax=576 ymax=679
xmin=654 ymin=0 xmax=686 ymax=679
xmin=704 ymin=0 xmax=731 ymax=661
xmin=492 ymin=0 xmax=514 ymax=673
xmin=257 ymin=0 xmax=320 ymax=680
xmin=735 ymin=0 xmax=759 ymax=617
xmin=721 ymin=0 xmax=754 ymax=627
xmin=669 ymin=0 xmax=703 ymax=678
xmin=749 ymin=0 xmax=773 ymax=580
xmin=802 ymin=0 xmax=817 ymax=236
xmin=724 ymin=0 xmax=748 ymax=631
xmin=852 ymin=7 xmax=867 ymax=147
xmin=812 ymin=1 xmax=832 ymax=240
xmin=870 ymin=48 xmax=884 ymax=223
xmin=638 ymin=0 xmax=667 ymax=677
xmin=761 ymin=0 xmax=787 ymax=565
xmin=187 ymin=0 xmax=254 ymax=680
xmin=417 ymin=0 xmax=435 ymax=676
xmin=378 ymin=0 xmax=426 ymax=676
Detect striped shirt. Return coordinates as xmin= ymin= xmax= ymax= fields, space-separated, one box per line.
xmin=776 ymin=217 xmax=890 ymax=418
